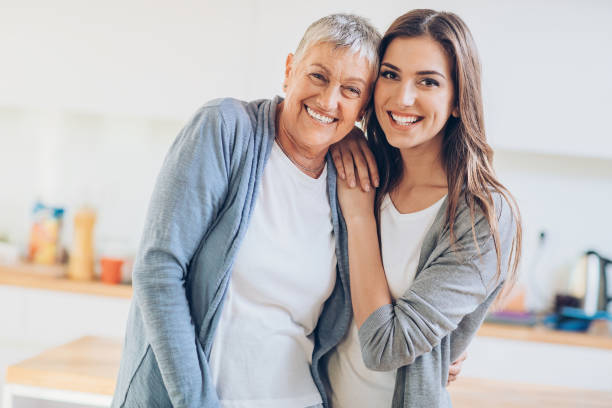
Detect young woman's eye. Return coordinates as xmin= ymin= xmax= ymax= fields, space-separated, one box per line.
xmin=420 ymin=78 xmax=440 ymax=87
xmin=380 ymin=70 xmax=398 ymax=80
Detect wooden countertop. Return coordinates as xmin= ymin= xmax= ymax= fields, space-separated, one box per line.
xmin=0 ymin=263 xmax=132 ymax=298
xmin=6 ymin=336 xmax=612 ymax=406
xmin=449 ymin=377 xmax=612 ymax=407
xmin=477 ymin=322 xmax=612 ymax=350
xmin=5 ymin=336 xmax=121 ymax=395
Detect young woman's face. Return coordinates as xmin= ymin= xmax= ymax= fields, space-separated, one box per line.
xmin=374 ymin=35 xmax=457 ymax=152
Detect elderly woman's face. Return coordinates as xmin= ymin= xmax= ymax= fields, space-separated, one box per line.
xmin=280 ymin=42 xmax=373 ymax=151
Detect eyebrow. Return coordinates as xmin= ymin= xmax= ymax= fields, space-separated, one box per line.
xmin=311 ymin=63 xmax=369 ymax=87
xmin=381 ymin=62 xmax=446 ymax=79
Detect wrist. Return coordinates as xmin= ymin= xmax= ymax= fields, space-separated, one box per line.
xmin=344 ymin=212 xmax=376 ymax=230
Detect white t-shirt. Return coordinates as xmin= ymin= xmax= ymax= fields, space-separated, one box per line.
xmin=327 ymin=193 xmax=446 ymax=408
xmin=209 ymin=141 xmax=337 ymax=408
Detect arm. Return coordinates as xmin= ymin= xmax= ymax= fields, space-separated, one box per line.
xmin=133 ymin=106 xmax=231 ymax=406
xmin=338 ymin=180 xmax=513 ymax=371
xmin=336 ymin=176 xmax=391 ymax=327
xmin=359 ymin=199 xmax=513 ymax=371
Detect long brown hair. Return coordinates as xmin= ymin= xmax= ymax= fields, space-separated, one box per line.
xmin=366 ymin=9 xmax=522 ymax=294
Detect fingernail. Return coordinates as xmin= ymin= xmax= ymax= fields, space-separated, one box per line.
xmin=349 ymin=180 xmax=356 ymax=188
xmin=340 ymin=173 xmax=346 ymax=180
xmin=364 ymin=184 xmax=370 ymax=192
xmin=374 ymin=178 xmax=380 ymax=187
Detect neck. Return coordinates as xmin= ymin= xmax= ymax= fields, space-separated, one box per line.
xmin=398 ymin=132 xmax=447 ymax=190
xmin=275 ymin=103 xmax=328 ymax=178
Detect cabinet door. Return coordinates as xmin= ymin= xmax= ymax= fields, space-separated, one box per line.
xmin=464 ymin=336 xmax=612 ymax=391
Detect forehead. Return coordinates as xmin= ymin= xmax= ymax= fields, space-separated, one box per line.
xmin=297 ymin=42 xmax=375 ymax=83
xmin=383 ymin=36 xmax=453 ymax=76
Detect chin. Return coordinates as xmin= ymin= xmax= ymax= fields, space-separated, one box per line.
xmin=301 ymin=130 xmax=341 ymax=148
xmin=388 ymin=136 xmax=421 ymax=150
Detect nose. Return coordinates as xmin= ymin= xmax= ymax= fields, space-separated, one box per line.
xmin=317 ymin=85 xmax=340 ymax=112
xmin=396 ymin=81 xmax=416 ymax=107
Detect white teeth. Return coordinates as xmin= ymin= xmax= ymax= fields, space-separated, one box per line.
xmin=391 ymin=113 xmax=419 ymax=124
xmin=306 ymin=106 xmax=334 ymax=124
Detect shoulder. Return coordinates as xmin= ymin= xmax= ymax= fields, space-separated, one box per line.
xmin=190 ymin=97 xmax=252 ymax=132
xmin=176 ymin=97 xmax=269 ymax=155
xmin=452 ymin=189 xmax=516 ymax=237
xmin=431 ymin=189 xmax=517 ymax=268
xmin=190 ymin=97 xmax=278 ymax=144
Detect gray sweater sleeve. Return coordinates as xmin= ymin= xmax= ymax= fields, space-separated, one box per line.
xmin=357 ymin=194 xmax=515 ymax=371
xmin=132 ymin=103 xmax=233 ymax=406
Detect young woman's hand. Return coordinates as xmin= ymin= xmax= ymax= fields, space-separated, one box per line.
xmin=337 ymin=170 xmax=376 ymax=225
xmin=331 ymin=127 xmax=379 ymax=192
xmin=447 ymin=351 xmax=468 ymax=386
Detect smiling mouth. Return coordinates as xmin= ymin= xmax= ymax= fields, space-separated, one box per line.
xmin=389 ymin=112 xmax=423 ymax=126
xmin=306 ymin=105 xmax=336 ymax=124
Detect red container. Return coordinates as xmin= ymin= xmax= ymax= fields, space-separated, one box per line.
xmin=100 ymin=257 xmax=124 ymax=284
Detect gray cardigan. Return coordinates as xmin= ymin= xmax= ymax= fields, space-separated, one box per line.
xmin=355 ymin=193 xmax=516 ymax=407
xmin=112 ymin=96 xmax=352 ymax=408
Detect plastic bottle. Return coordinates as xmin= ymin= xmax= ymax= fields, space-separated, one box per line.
xmin=68 ymin=207 xmax=96 ymax=280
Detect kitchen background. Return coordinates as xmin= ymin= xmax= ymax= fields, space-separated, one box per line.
xmin=1 ymin=0 xmax=611 ymax=406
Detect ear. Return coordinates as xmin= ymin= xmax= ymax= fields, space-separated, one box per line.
xmin=451 ymin=106 xmax=460 ymax=118
xmin=283 ymin=53 xmax=294 ymax=90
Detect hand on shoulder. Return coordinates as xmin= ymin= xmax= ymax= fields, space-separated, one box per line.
xmin=337 ymin=175 xmax=376 ymax=225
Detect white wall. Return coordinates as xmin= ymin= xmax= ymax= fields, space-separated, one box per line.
xmin=494 ymin=150 xmax=612 ymax=310
xmin=2 ymin=0 xmax=611 ymax=157
xmin=1 ymin=0 xmax=611 ymax=310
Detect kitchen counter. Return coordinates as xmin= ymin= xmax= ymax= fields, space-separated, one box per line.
xmin=5 ymin=336 xmax=119 ymax=396
xmin=3 ymin=337 xmax=119 ymax=407
xmin=1 ymin=264 xmax=611 ymax=349
xmin=4 ymin=336 xmax=612 ymax=408
xmin=0 ymin=263 xmax=132 ymax=298
xmin=449 ymin=377 xmax=612 ymax=407
xmin=478 ymin=322 xmax=612 ymax=350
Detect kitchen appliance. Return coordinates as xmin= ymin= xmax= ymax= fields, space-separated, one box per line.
xmin=567 ymin=250 xmax=612 ymax=316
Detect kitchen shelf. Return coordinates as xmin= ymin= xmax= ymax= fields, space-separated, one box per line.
xmin=0 ymin=263 xmax=132 ymax=298
xmin=477 ymin=322 xmax=612 ymax=350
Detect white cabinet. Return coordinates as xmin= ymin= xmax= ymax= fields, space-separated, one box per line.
xmin=0 ymin=285 xmax=131 ymax=405
xmin=464 ymin=335 xmax=612 ymax=391
xmin=474 ymin=2 xmax=612 ymax=159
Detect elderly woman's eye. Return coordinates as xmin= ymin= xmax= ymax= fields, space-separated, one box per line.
xmin=345 ymin=86 xmax=361 ymax=97
xmin=310 ymin=73 xmax=326 ymax=82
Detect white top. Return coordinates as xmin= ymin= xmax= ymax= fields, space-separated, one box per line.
xmin=327 ymin=193 xmax=446 ymax=408
xmin=209 ymin=141 xmax=337 ymax=408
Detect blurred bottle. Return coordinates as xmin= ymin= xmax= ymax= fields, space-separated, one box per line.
xmin=68 ymin=207 xmax=96 ymax=280
xmin=28 ymin=201 xmax=65 ymax=264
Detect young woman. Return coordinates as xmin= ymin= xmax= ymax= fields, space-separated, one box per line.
xmin=328 ymin=9 xmax=522 ymax=408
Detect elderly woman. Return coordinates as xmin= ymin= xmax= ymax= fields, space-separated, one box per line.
xmin=111 ymin=14 xmax=380 ymax=408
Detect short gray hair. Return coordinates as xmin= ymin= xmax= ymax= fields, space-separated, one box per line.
xmin=293 ymin=14 xmax=381 ymax=77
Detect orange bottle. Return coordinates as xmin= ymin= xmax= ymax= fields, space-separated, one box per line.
xmin=68 ymin=208 xmax=96 ymax=281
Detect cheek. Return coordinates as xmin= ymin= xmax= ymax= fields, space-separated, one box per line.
xmin=373 ymin=86 xmax=387 ymax=111
xmin=429 ymin=94 xmax=454 ymax=121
